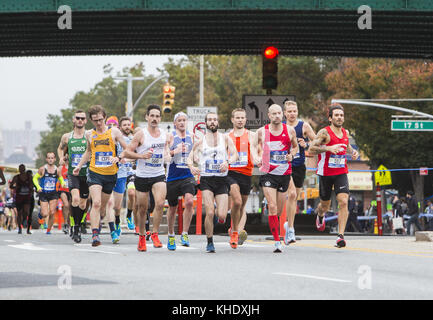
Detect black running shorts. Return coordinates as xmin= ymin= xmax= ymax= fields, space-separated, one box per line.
xmin=291 ymin=164 xmax=306 ymax=189
xmin=135 ymin=175 xmax=166 ymax=193
xmin=199 ymin=176 xmax=229 ymax=195
xmin=319 ymin=174 xmax=349 ymax=201
xmin=166 ymin=177 xmax=197 ymax=207
xmin=227 ymin=170 xmax=252 ymax=196
xmin=259 ymin=173 xmax=291 ymax=193
xmin=68 ymin=174 xmax=89 ymax=199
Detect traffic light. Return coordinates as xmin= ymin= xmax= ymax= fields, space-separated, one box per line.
xmin=262 ymin=46 xmax=279 ymax=90
xmin=163 ymin=83 xmax=175 ymax=113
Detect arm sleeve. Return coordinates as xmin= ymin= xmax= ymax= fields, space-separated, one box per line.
xmin=33 ymin=173 xmax=42 ymax=191
xmin=58 ymin=175 xmax=65 ymax=187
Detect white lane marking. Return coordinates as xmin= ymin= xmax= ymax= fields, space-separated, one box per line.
xmin=8 ymin=242 xmax=50 ymax=251
xmin=76 ymin=249 xmax=121 ymax=255
xmin=4 ymin=240 xmax=16 ymax=243
xmin=273 ymin=272 xmax=352 ymax=283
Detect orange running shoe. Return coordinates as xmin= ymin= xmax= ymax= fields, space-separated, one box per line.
xmin=137 ymin=235 xmax=147 ymax=252
xmin=230 ymin=231 xmax=239 ymax=249
xmin=151 ymin=232 xmax=163 ymax=248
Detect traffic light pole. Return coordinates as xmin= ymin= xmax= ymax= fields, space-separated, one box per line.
xmin=114 ymin=74 xmax=145 ymax=119
xmin=133 ymin=74 xmax=168 ymax=118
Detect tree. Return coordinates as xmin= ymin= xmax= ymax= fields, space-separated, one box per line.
xmin=325 ymin=58 xmax=433 ymax=206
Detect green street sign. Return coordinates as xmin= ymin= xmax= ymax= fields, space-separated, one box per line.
xmin=391 ymin=120 xmax=433 ymax=131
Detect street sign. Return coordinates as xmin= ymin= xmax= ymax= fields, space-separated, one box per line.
xmin=391 ymin=120 xmax=433 ymax=131
xmin=374 ymin=164 xmax=392 ymax=186
xmin=186 ymin=106 xmax=218 ymax=132
xmin=420 ymin=167 xmax=428 ymax=176
xmin=243 ymin=95 xmax=295 ymax=129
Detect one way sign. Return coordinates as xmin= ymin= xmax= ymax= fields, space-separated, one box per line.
xmin=242 ymin=95 xmax=296 ymax=129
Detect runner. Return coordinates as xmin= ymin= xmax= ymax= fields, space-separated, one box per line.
xmin=57 ymin=160 xmax=71 ymax=235
xmin=108 ymin=116 xmax=134 ymax=243
xmin=165 ymin=112 xmax=197 ymax=250
xmin=33 ymin=152 xmax=66 ymax=234
xmin=283 ymin=100 xmax=317 ymax=245
xmin=187 ymin=111 xmax=238 ymax=253
xmin=255 ymin=104 xmax=298 ymax=253
xmin=58 ymin=109 xmax=90 ymax=243
xmin=123 ymin=104 xmax=171 ymax=252
xmin=226 ymin=108 xmax=259 ymax=248
xmin=10 ymin=164 xmax=34 ymax=234
xmin=308 ymin=103 xmax=359 ymax=248
xmin=73 ymin=105 xmax=128 ymax=247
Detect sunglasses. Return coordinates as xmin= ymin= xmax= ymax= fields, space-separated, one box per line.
xmin=75 ymin=116 xmax=86 ymax=121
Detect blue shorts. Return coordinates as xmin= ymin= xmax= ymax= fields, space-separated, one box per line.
xmin=113 ymin=177 xmax=127 ymax=194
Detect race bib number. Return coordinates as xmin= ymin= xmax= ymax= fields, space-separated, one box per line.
xmin=145 ymin=154 xmax=163 ymax=167
xmin=176 ymin=153 xmax=189 ymax=169
xmin=328 ymin=155 xmax=346 ymax=168
xmin=270 ymin=150 xmax=288 ymax=165
xmin=18 ymin=186 xmax=30 ymax=196
xmin=71 ymin=154 xmax=87 ymax=168
xmin=205 ymin=160 xmax=223 ymax=173
xmin=95 ymin=152 xmax=113 ymax=167
xmin=231 ymin=152 xmax=248 ymax=168
xmin=44 ymin=177 xmax=56 ymax=192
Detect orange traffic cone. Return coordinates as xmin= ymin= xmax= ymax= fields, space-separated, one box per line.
xmin=373 ymin=218 xmax=378 ymax=235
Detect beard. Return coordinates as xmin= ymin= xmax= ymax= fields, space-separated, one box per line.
xmin=206 ymin=124 xmax=218 ymax=133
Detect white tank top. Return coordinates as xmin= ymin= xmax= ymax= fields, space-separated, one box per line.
xmin=199 ymin=133 xmax=228 ymax=177
xmin=136 ymin=127 xmax=167 ymax=178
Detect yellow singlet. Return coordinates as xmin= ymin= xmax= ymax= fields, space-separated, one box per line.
xmin=89 ymin=128 xmax=118 ymax=176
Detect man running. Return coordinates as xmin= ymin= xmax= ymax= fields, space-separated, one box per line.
xmin=165 ymin=112 xmax=197 ymax=250
xmin=256 ymin=104 xmax=298 ymax=253
xmin=187 ymin=111 xmax=238 ymax=253
xmin=73 ymin=105 xmax=128 ymax=247
xmin=57 ymin=160 xmax=71 ymax=235
xmin=123 ymin=104 xmax=171 ymax=252
xmin=58 ymin=109 xmax=90 ymax=243
xmin=10 ymin=164 xmax=33 ymax=234
xmin=226 ymin=108 xmax=259 ymax=248
xmin=109 ymin=116 xmax=134 ymax=243
xmin=283 ymin=101 xmax=316 ymax=245
xmin=309 ymin=103 xmax=359 ymax=248
xmin=33 ymin=152 xmax=66 ymax=234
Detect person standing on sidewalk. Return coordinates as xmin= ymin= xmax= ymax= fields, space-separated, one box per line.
xmin=406 ymin=191 xmax=421 ymax=235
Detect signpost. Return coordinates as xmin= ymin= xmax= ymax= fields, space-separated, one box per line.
xmin=186 ymin=106 xmax=218 ymax=132
xmin=242 ymin=95 xmax=295 ymax=129
xmin=391 ymin=120 xmax=433 ymax=131
xmin=374 ymin=164 xmax=392 ymax=186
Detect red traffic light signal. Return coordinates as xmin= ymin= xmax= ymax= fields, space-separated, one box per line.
xmin=264 ymin=46 xmax=279 ymax=59
xmin=263 ymin=46 xmax=278 ymax=90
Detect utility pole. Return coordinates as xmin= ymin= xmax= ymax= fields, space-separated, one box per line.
xmin=200 ymin=55 xmax=204 ymax=107
xmin=114 ymin=74 xmax=145 ymax=119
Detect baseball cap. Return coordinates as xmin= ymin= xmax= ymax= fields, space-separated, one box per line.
xmin=174 ymin=112 xmax=188 ymax=122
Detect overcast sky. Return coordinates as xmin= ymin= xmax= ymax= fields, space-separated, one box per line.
xmin=0 ymin=55 xmax=181 ymax=131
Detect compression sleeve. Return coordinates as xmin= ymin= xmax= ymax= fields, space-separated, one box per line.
xmin=58 ymin=175 xmax=65 ymax=187
xmin=33 ymin=173 xmax=42 ymax=191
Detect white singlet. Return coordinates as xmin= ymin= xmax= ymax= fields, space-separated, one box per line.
xmin=136 ymin=127 xmax=167 ymax=178
xmin=199 ymin=132 xmax=228 ymax=177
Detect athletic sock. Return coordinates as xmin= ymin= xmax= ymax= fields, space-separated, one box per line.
xmin=268 ymin=215 xmax=280 ymax=241
xmin=207 ymin=237 xmax=213 ymax=245
xmin=108 ymin=222 xmax=115 ymax=232
xmin=71 ymin=205 xmax=81 ymax=229
xmin=127 ymin=209 xmax=132 ymax=219
xmin=115 ymin=216 xmax=120 ymax=225
xmin=92 ymin=228 xmax=99 ymax=237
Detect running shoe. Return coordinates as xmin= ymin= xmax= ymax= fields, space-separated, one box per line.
xmin=145 ymin=230 xmax=151 ymax=240
xmin=92 ymin=234 xmax=101 ymax=247
xmin=72 ymin=234 xmax=82 ymax=243
xmin=115 ymin=224 xmax=122 ymax=237
xmin=80 ymin=223 xmax=87 ymax=234
xmin=151 ymin=232 xmax=163 ymax=248
xmin=230 ymin=231 xmax=239 ymax=249
xmin=18 ymin=228 xmax=22 ymax=234
xmin=111 ymin=231 xmax=120 ymax=244
xmin=283 ymin=222 xmax=296 ymax=245
xmin=335 ymin=234 xmax=346 ymax=248
xmin=167 ymin=236 xmax=176 ymax=251
xmin=137 ymin=235 xmax=147 ymax=252
xmin=316 ymin=214 xmax=326 ymax=232
xmin=46 ymin=230 xmax=51 ymax=235
xmin=238 ymin=230 xmax=248 ymax=245
xmin=180 ymin=233 xmax=190 ymax=247
xmin=206 ymin=242 xmax=216 ymax=253
xmin=126 ymin=217 xmax=135 ymax=230
xmin=26 ymin=229 xmax=32 ymax=235
xmin=273 ymin=241 xmax=283 ymax=253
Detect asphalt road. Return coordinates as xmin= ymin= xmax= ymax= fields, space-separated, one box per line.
xmin=1 ymin=228 xmax=433 ymax=300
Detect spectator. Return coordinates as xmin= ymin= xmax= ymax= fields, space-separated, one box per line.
xmin=391 ymin=195 xmax=405 ymax=235
xmin=425 ymin=200 xmax=433 ymax=231
xmin=406 ymin=191 xmax=421 ymax=235
xmin=346 ymin=195 xmax=361 ymax=232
